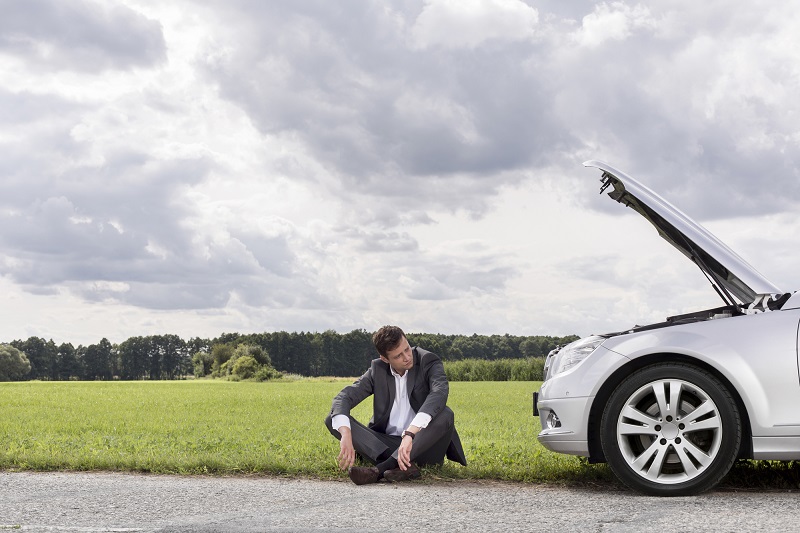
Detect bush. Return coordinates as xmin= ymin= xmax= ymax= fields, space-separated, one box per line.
xmin=234 ymin=344 xmax=271 ymax=367
xmin=218 ymin=343 xmax=274 ymax=379
xmin=0 ymin=345 xmax=31 ymax=381
xmin=511 ymin=357 xmax=544 ymax=381
xmin=253 ymin=365 xmax=282 ymax=382
xmin=222 ymin=358 xmax=283 ymax=382
xmin=444 ymin=357 xmax=545 ymax=381
xmin=231 ymin=355 xmax=259 ymax=380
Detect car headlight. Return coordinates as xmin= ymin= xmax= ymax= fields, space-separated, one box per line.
xmin=544 ymin=335 xmax=605 ymax=379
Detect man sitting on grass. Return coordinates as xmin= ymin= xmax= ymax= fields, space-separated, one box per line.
xmin=324 ymin=325 xmax=467 ymax=485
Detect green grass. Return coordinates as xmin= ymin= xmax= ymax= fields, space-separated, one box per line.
xmin=1 ymin=380 xmax=797 ymax=489
xmin=0 ymin=380 xmax=609 ymax=484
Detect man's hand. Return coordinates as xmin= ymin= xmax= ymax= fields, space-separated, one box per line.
xmin=397 ymin=425 xmax=419 ymax=470
xmin=337 ymin=427 xmax=356 ymax=470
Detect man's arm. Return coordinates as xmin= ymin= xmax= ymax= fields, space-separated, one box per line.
xmin=330 ymin=366 xmax=375 ymax=418
xmin=395 ymin=351 xmax=448 ymax=471
xmin=329 ymin=365 xmax=375 ymax=470
xmin=335 ymin=426 xmax=356 ymax=470
xmin=416 ymin=351 xmax=449 ymax=419
xmin=396 ymin=423 xmax=420 ymax=470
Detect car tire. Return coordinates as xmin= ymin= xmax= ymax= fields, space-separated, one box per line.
xmin=600 ymin=363 xmax=741 ymax=496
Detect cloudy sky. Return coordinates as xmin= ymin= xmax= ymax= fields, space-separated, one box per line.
xmin=2 ymin=0 xmax=800 ymax=346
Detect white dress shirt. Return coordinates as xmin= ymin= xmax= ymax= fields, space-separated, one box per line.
xmin=332 ymin=365 xmax=432 ymax=435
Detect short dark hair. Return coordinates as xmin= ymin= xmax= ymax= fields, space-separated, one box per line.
xmin=372 ymin=325 xmax=406 ymax=356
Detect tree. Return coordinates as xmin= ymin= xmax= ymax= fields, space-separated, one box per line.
xmin=316 ymin=330 xmax=340 ymax=376
xmin=519 ymin=338 xmax=541 ymax=358
xmin=450 ymin=337 xmax=482 ymax=360
xmin=10 ymin=337 xmax=57 ymax=379
xmin=118 ymin=336 xmax=151 ymax=380
xmin=285 ymin=332 xmax=318 ymax=376
xmin=492 ymin=336 xmax=516 ymax=359
xmin=56 ymin=343 xmax=80 ymax=380
xmin=210 ymin=344 xmax=235 ymax=377
xmin=0 ymin=345 xmax=31 ymax=381
xmin=151 ymin=334 xmax=188 ymax=379
xmin=192 ymin=350 xmax=213 ymax=378
xmin=186 ymin=337 xmax=211 ymax=359
xmin=407 ymin=334 xmax=436 ymax=356
xmin=1 ymin=330 xmax=583 ymax=380
xmin=83 ymin=338 xmax=114 ymax=380
xmin=338 ymin=329 xmax=374 ymax=376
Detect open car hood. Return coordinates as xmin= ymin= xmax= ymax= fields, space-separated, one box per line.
xmin=585 ymin=160 xmax=783 ymax=306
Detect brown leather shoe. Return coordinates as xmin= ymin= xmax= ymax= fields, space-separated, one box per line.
xmin=348 ymin=466 xmax=380 ymax=485
xmin=383 ymin=463 xmax=421 ymax=482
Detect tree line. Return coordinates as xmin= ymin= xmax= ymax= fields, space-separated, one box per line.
xmin=0 ymin=330 xmax=579 ymax=382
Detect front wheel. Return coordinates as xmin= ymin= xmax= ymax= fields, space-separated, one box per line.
xmin=600 ymin=363 xmax=741 ymax=496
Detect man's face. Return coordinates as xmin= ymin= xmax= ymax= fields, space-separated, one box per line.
xmin=380 ymin=336 xmax=414 ymax=375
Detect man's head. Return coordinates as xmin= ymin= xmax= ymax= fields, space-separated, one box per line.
xmin=373 ymin=325 xmax=413 ymax=375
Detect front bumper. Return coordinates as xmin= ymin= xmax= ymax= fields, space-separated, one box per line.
xmin=536 ymin=393 xmax=593 ymax=456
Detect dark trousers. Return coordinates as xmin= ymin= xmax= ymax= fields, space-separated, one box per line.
xmin=324 ymin=407 xmax=456 ymax=466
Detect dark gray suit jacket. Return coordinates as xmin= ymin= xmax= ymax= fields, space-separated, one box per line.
xmin=330 ymin=347 xmax=467 ymax=465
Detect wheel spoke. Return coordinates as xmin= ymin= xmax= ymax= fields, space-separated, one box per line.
xmin=683 ymin=414 xmax=722 ymax=433
xmin=672 ymin=444 xmax=700 ymax=476
xmin=620 ymin=404 xmax=660 ymax=429
xmin=677 ymin=438 xmax=714 ymax=468
xmin=645 ymin=445 xmax=670 ymax=480
xmin=681 ymin=400 xmax=717 ymax=427
xmin=667 ymin=380 xmax=683 ymax=416
xmin=652 ymin=381 xmax=669 ymax=418
xmin=628 ymin=439 xmax=670 ymax=481
xmin=619 ymin=422 xmax=659 ymax=436
xmin=630 ymin=438 xmax=663 ymax=472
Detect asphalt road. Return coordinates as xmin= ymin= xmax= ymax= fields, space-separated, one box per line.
xmin=1 ymin=471 xmax=799 ymax=532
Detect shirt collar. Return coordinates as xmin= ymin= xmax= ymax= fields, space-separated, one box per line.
xmin=389 ymin=365 xmax=408 ymax=379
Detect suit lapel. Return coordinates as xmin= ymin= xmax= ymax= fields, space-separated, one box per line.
xmin=385 ymin=362 xmax=396 ymax=411
xmin=405 ymin=348 xmax=419 ymax=399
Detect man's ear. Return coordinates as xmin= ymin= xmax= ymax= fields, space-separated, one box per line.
xmin=379 ymin=355 xmax=389 ymax=364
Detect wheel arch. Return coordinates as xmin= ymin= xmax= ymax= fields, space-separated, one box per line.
xmin=586 ymin=352 xmax=753 ymax=463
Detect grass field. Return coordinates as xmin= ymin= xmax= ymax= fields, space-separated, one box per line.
xmin=1 ymin=380 xmax=798 ymax=489
xmin=0 ymin=380 xmax=610 ymax=484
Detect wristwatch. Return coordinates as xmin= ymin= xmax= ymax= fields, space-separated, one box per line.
xmin=402 ymin=430 xmax=416 ymax=439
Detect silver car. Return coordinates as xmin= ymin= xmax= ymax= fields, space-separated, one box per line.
xmin=534 ymin=161 xmax=800 ymax=496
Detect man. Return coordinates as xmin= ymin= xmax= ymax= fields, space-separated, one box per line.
xmin=325 ymin=325 xmax=467 ymax=485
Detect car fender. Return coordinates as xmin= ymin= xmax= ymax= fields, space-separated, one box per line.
xmin=540 ymin=345 xmax=631 ymax=400
xmin=600 ymin=310 xmax=800 ymax=436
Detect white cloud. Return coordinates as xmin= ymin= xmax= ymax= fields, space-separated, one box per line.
xmin=411 ymin=0 xmax=539 ymax=50
xmin=0 ymin=0 xmax=165 ymax=72
xmin=571 ymin=2 xmax=656 ymax=48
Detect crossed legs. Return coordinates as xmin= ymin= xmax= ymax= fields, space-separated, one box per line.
xmin=324 ymin=406 xmax=456 ymax=467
